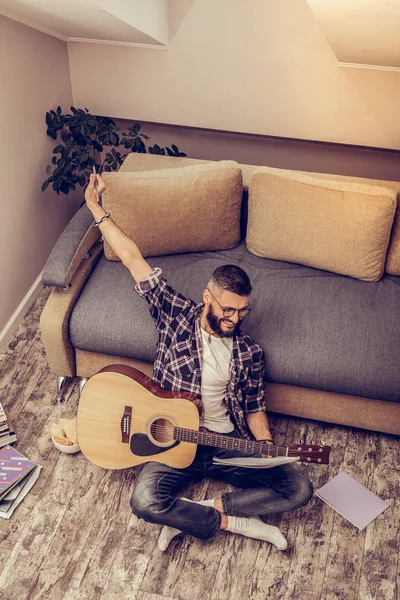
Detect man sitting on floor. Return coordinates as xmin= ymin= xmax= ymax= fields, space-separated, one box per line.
xmin=85 ymin=173 xmax=314 ymax=551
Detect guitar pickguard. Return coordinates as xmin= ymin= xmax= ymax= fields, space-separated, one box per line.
xmin=130 ymin=433 xmax=180 ymax=457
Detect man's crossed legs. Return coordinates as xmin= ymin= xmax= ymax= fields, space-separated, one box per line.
xmin=130 ymin=432 xmax=313 ymax=550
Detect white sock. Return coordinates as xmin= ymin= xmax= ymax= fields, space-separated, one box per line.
xmin=158 ymin=497 xmax=214 ymax=551
xmin=226 ymin=515 xmax=287 ymax=550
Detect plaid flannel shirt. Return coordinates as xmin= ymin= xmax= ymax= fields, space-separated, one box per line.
xmin=134 ymin=268 xmax=266 ymax=439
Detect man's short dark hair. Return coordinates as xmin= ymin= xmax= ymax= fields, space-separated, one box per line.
xmin=208 ymin=265 xmax=252 ymax=296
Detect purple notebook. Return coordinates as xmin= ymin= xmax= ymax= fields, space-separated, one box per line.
xmin=0 ymin=445 xmax=35 ymax=501
xmin=316 ymin=471 xmax=390 ymax=531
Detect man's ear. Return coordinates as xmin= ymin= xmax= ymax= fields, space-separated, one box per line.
xmin=203 ymin=289 xmax=210 ymax=304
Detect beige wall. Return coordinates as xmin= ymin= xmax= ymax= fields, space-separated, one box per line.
xmin=69 ymin=0 xmax=400 ymax=150
xmin=0 ymin=16 xmax=79 ymax=339
xmin=114 ymin=119 xmax=400 ymax=183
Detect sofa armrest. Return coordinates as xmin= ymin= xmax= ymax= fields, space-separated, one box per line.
xmin=40 ymin=241 xmax=103 ymax=377
xmin=42 ymin=204 xmax=101 ymax=288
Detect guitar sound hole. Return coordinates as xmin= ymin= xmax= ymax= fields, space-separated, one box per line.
xmin=150 ymin=418 xmax=174 ymax=444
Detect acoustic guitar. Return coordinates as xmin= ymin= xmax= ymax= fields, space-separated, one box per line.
xmin=77 ymin=365 xmax=331 ymax=470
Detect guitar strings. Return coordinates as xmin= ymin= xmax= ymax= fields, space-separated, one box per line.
xmin=128 ymin=421 xmax=322 ymax=456
xmin=134 ymin=419 xmax=317 ymax=452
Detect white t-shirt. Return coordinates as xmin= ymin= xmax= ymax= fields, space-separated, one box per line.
xmin=200 ymin=328 xmax=235 ymax=433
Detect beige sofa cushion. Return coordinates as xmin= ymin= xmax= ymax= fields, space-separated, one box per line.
xmin=280 ymin=169 xmax=400 ymax=277
xmin=247 ymin=167 xmax=397 ymax=282
xmin=101 ymin=161 xmax=242 ymax=260
xmin=119 ymin=155 xmax=400 ymax=276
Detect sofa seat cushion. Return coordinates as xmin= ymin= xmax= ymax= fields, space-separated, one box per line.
xmin=101 ymin=161 xmax=242 ymax=260
xmin=247 ymin=168 xmax=397 ymax=282
xmin=69 ymin=242 xmax=400 ymax=402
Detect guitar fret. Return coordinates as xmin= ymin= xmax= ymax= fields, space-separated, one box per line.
xmin=173 ymin=427 xmax=298 ymax=462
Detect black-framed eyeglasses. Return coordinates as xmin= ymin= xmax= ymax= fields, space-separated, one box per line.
xmin=207 ymin=289 xmax=251 ymax=319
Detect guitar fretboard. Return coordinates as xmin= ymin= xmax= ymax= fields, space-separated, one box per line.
xmin=173 ymin=427 xmax=289 ymax=457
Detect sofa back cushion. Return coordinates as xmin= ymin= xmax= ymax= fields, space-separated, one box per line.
xmin=246 ymin=167 xmax=397 ymax=282
xmin=286 ymin=170 xmax=400 ymax=277
xmin=118 ymin=154 xmax=400 ymax=276
xmin=101 ymin=161 xmax=242 ymax=260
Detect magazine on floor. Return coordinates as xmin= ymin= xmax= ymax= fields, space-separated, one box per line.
xmin=0 ymin=445 xmax=42 ymax=519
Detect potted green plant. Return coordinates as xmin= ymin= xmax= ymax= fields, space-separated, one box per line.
xmin=42 ymin=106 xmax=187 ymax=195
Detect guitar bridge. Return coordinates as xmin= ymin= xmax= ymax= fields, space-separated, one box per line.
xmin=121 ymin=406 xmax=132 ymax=444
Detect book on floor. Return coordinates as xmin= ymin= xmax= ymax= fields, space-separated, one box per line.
xmin=0 ymin=432 xmax=18 ymax=448
xmin=0 ymin=404 xmax=17 ymax=447
xmin=315 ymin=471 xmax=390 ymax=530
xmin=0 ymin=445 xmax=37 ymax=501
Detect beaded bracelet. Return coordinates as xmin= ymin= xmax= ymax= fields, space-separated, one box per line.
xmin=94 ymin=212 xmax=111 ymax=227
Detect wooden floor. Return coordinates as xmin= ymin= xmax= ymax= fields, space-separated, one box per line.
xmin=0 ymin=287 xmax=399 ymax=600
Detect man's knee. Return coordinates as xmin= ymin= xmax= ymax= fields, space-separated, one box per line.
xmin=130 ymin=485 xmax=166 ymax=520
xmin=291 ymin=476 xmax=314 ymax=508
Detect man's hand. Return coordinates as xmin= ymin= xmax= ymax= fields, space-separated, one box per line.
xmin=261 ymin=440 xmax=274 ymax=459
xmin=85 ymin=173 xmax=106 ymax=208
xmin=245 ymin=412 xmax=274 ymax=457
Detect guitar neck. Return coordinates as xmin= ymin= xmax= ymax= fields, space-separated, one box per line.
xmin=173 ymin=427 xmax=288 ymax=457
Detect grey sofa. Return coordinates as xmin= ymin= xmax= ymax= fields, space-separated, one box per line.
xmin=40 ymin=155 xmax=400 ymax=436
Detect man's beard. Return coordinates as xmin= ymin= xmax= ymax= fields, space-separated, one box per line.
xmin=206 ymin=304 xmax=242 ymax=338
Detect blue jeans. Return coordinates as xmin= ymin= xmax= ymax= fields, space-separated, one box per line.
xmin=130 ymin=429 xmax=314 ymax=540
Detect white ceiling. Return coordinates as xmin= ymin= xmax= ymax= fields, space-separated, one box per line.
xmin=0 ymin=0 xmax=169 ymax=46
xmin=306 ymin=0 xmax=400 ymax=69
xmin=0 ymin=0 xmax=399 ymax=69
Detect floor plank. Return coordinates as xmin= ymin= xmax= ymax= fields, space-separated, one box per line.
xmin=213 ymin=414 xmax=292 ymax=600
xmin=282 ymin=419 xmax=349 ymax=600
xmin=139 ymin=477 xmax=213 ymax=598
xmin=320 ymin=431 xmax=377 ymax=598
xmin=173 ymin=479 xmax=231 ymax=600
xmin=0 ymin=452 xmax=86 ymax=600
xmin=61 ymin=515 xmax=128 ymax=600
xmin=0 ymin=287 xmax=51 ymax=393
xmin=0 ymin=362 xmax=77 ymax=569
xmin=139 ymin=594 xmax=175 ymax=600
xmin=357 ymin=435 xmax=400 ymax=600
xmin=321 ymin=578 xmax=359 ymax=600
xmin=26 ymin=461 xmax=116 ymax=599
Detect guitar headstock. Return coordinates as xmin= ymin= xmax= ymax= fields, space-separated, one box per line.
xmin=288 ymin=444 xmax=331 ymax=465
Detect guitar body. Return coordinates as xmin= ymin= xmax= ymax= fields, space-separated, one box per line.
xmin=77 ymin=366 xmax=200 ymax=470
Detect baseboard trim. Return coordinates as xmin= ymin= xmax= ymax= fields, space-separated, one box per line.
xmin=0 ymin=271 xmax=44 ymax=353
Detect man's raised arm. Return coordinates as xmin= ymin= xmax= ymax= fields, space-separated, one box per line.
xmin=85 ymin=173 xmax=153 ymax=284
